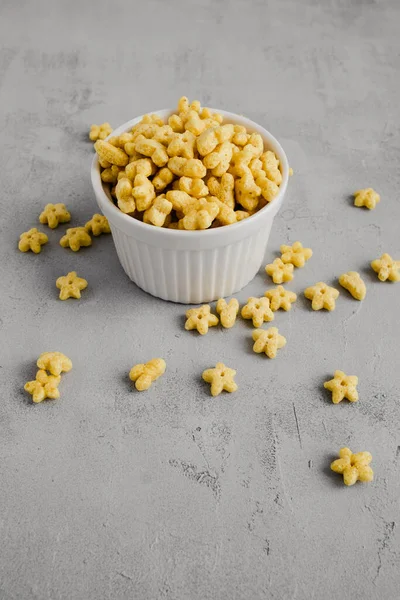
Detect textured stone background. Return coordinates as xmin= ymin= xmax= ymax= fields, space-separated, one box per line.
xmin=1 ymin=1 xmax=399 ymax=599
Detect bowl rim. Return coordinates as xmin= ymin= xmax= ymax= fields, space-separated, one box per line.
xmin=91 ymin=107 xmax=289 ymax=239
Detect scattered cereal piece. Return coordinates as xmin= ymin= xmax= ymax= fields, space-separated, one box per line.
xmin=202 ymin=362 xmax=238 ymax=397
xmin=18 ymin=228 xmax=48 ymax=254
xmin=94 ymin=140 xmax=129 ymax=167
xmin=338 ymin=272 xmax=366 ymax=300
xmin=354 ymin=188 xmax=380 ymax=210
xmin=85 ymin=214 xmax=111 ymax=236
xmin=265 ymin=258 xmax=294 ymax=284
xmin=216 ymin=298 xmax=239 ymax=328
xmin=89 ymin=123 xmax=113 ymax=142
xmin=185 ymin=305 xmax=219 ymax=335
xmin=252 ymin=327 xmax=287 ymax=358
xmin=129 ymin=358 xmax=166 ymax=391
xmin=39 ymin=203 xmax=71 ymax=229
xmin=56 ymin=271 xmax=88 ymax=301
xmin=264 ymin=286 xmax=297 ymax=311
xmin=24 ymin=370 xmax=61 ymax=403
xmin=37 ymin=352 xmax=73 ymax=376
xmin=280 ymin=241 xmax=312 ymax=268
xmin=330 ymin=448 xmax=373 ymax=486
xmin=241 ymin=297 xmax=274 ymax=327
xmin=304 ymin=282 xmax=340 ymax=311
xmin=371 ymin=253 xmax=400 ymax=282
xmin=324 ymin=370 xmax=359 ymax=404
xmin=60 ymin=227 xmax=92 ymax=252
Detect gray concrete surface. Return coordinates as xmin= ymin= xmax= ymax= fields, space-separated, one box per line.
xmin=1 ymin=0 xmax=399 ymax=598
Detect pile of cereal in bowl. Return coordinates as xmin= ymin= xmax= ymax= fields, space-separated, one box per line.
xmin=93 ymin=97 xmax=283 ymax=230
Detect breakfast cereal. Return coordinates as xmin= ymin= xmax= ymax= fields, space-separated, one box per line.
xmin=39 ymin=204 xmax=71 ymax=229
xmin=129 ymin=358 xmax=166 ymax=391
xmin=185 ymin=305 xmax=219 ymax=335
xmin=371 ymin=253 xmax=400 ymax=282
xmin=330 ymin=448 xmax=373 ymax=486
xmin=18 ymin=228 xmax=48 ymax=254
xmin=56 ymin=272 xmax=88 ymax=300
xmin=216 ymin=298 xmax=239 ymax=328
xmin=324 ymin=370 xmax=359 ymax=404
xmin=241 ymin=297 xmax=274 ymax=327
xmin=338 ymin=272 xmax=366 ymax=300
xmin=202 ymin=362 xmax=238 ymax=397
xmin=264 ymin=286 xmax=297 ymax=311
xmin=252 ymin=327 xmax=286 ymax=358
xmin=304 ymin=282 xmax=340 ymax=311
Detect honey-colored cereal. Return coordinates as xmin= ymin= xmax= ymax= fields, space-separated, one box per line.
xmin=265 ymin=286 xmax=297 ymax=311
xmin=132 ymin=174 xmax=156 ymax=211
xmin=179 ymin=176 xmax=209 ymax=198
xmin=235 ymin=172 xmax=261 ymax=211
xmin=143 ymin=195 xmax=173 ymax=227
xmin=18 ymin=228 xmax=48 ymax=254
xmin=265 ymin=258 xmax=294 ymax=284
xmin=125 ymin=158 xmax=156 ymax=180
xmin=60 ymin=227 xmax=92 ymax=252
xmin=331 ymin=448 xmax=373 ymax=486
xmin=24 ymin=370 xmax=61 ymax=403
xmin=116 ymin=178 xmax=135 ymax=214
xmin=304 ymin=282 xmax=339 ymax=311
xmin=256 ymin=175 xmax=280 ymax=205
xmin=101 ymin=165 xmax=121 ymax=184
xmin=89 ymin=122 xmax=113 ymax=142
xmin=202 ymin=363 xmax=238 ymax=397
xmin=216 ymin=298 xmax=239 ymax=328
xmin=129 ymin=358 xmax=166 ymax=391
xmin=181 ymin=198 xmax=219 ymax=230
xmin=338 ymin=271 xmax=366 ymax=300
xmin=354 ymin=188 xmax=380 ymax=210
xmin=207 ymin=173 xmax=235 ymax=209
xmin=203 ymin=141 xmax=233 ymax=177
xmin=134 ymin=135 xmax=169 ymax=167
xmin=185 ymin=305 xmax=219 ymax=335
xmin=280 ymin=241 xmax=312 ymax=268
xmin=252 ymin=327 xmax=287 ymax=359
xmin=85 ymin=214 xmax=111 ymax=236
xmin=39 ymin=203 xmax=71 ymax=229
xmin=152 ymin=167 xmax=174 ymax=191
xmin=241 ymin=297 xmax=274 ymax=327
xmin=167 ymin=131 xmax=196 ymax=160
xmin=56 ymin=271 xmax=88 ymax=300
xmin=261 ymin=150 xmax=282 ymax=185
xmin=37 ymin=352 xmax=72 ymax=376
xmin=324 ymin=370 xmax=359 ymax=404
xmin=94 ymin=140 xmax=129 ymax=167
xmin=166 ymin=190 xmax=197 ymax=213
xmin=371 ymin=253 xmax=400 ymax=282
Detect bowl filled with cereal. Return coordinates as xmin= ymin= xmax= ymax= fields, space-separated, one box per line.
xmin=91 ymin=97 xmax=289 ymax=303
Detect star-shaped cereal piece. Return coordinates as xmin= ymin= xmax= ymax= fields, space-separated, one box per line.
xmin=37 ymin=352 xmax=72 ymax=376
xmin=371 ymin=253 xmax=400 ymax=282
xmin=241 ymin=297 xmax=274 ymax=327
xmin=354 ymin=188 xmax=380 ymax=210
xmin=338 ymin=271 xmax=366 ymax=300
xmin=18 ymin=228 xmax=48 ymax=254
xmin=264 ymin=285 xmax=297 ymax=311
xmin=265 ymin=258 xmax=294 ymax=284
xmin=252 ymin=327 xmax=286 ymax=358
xmin=324 ymin=370 xmax=359 ymax=404
xmin=39 ymin=203 xmax=71 ymax=229
xmin=185 ymin=305 xmax=219 ymax=335
xmin=202 ymin=362 xmax=238 ymax=397
xmin=304 ymin=282 xmax=340 ymax=311
xmin=280 ymin=241 xmax=313 ymax=268
xmin=56 ymin=271 xmax=88 ymax=300
xmin=129 ymin=358 xmax=166 ymax=391
xmin=85 ymin=214 xmax=111 ymax=236
xmin=330 ymin=447 xmax=373 ymax=486
xmin=89 ymin=122 xmax=113 ymax=142
xmin=24 ymin=370 xmax=61 ymax=403
xmin=216 ymin=298 xmax=239 ymax=328
xmin=60 ymin=227 xmax=92 ymax=251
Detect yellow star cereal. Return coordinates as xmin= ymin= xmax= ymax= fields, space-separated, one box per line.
xmin=216 ymin=298 xmax=239 ymax=328
xmin=331 ymin=448 xmax=373 ymax=486
xmin=265 ymin=258 xmax=294 ymax=284
xmin=85 ymin=214 xmax=111 ymax=236
xmin=56 ymin=271 xmax=88 ymax=300
xmin=60 ymin=227 xmax=92 ymax=252
xmin=338 ymin=271 xmax=366 ymax=300
xmin=280 ymin=241 xmax=312 ymax=268
xmin=18 ymin=228 xmax=48 ymax=254
xmin=264 ymin=286 xmax=297 ymax=311
xmin=89 ymin=122 xmax=113 ymax=142
xmin=129 ymin=358 xmax=166 ymax=391
xmin=324 ymin=370 xmax=359 ymax=404
xmin=304 ymin=282 xmax=340 ymax=311
xmin=39 ymin=203 xmax=71 ymax=229
xmin=37 ymin=352 xmax=72 ymax=376
xmin=185 ymin=305 xmax=219 ymax=335
xmin=202 ymin=363 xmax=238 ymax=397
xmin=241 ymin=297 xmax=274 ymax=327
xmin=143 ymin=195 xmax=173 ymax=227
xmin=94 ymin=140 xmax=129 ymax=167
xmin=252 ymin=327 xmax=287 ymax=359
xmin=24 ymin=370 xmax=61 ymax=403
xmin=354 ymin=188 xmax=380 ymax=210
xmin=371 ymin=253 xmax=400 ymax=282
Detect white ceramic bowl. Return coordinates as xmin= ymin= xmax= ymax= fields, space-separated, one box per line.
xmin=91 ymin=108 xmax=289 ymax=304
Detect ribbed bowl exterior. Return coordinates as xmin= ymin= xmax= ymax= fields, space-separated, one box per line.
xmin=110 ymin=221 xmax=273 ymax=304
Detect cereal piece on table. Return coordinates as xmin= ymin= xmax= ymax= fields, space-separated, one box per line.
xmin=132 ymin=174 xmax=156 ymax=212
xmin=115 ymin=178 xmax=135 ymax=214
xmin=134 ymin=135 xmax=169 ymax=167
xmin=24 ymin=370 xmax=61 ymax=403
xmin=39 ymin=203 xmax=71 ymax=229
xmin=252 ymin=327 xmax=286 ymax=358
xmin=129 ymin=358 xmax=166 ymax=391
xmin=181 ymin=198 xmax=219 ymax=230
xmin=94 ymin=140 xmax=129 ymax=167
xmin=85 ymin=214 xmax=111 ymax=236
xmin=101 ymin=165 xmax=121 ymax=184
xmin=216 ymin=298 xmax=239 ymax=328
xmin=202 ymin=363 xmax=238 ymax=397
xmin=354 ymin=188 xmax=380 ymax=210
xmin=338 ymin=272 xmax=366 ymax=300
xmin=280 ymin=241 xmax=313 ymax=268
xmin=179 ymin=176 xmax=209 ymax=198
xmin=324 ymin=370 xmax=359 ymax=404
xmin=256 ymin=175 xmax=280 ymax=205
xmin=203 ymin=141 xmax=233 ymax=177
xmin=330 ymin=448 xmax=373 ymax=486
xmin=235 ymin=172 xmax=261 ymax=211
xmin=265 ymin=286 xmax=297 ymax=311
xmin=371 ymin=253 xmax=400 ymax=282
xmin=260 ymin=150 xmax=282 ymax=185
xmin=265 ymin=258 xmax=294 ymax=284
xmin=185 ymin=305 xmax=219 ymax=335
xmin=37 ymin=352 xmax=72 ymax=376
xmin=60 ymin=227 xmax=92 ymax=252
xmin=89 ymin=122 xmax=113 ymax=142
xmin=125 ymin=158 xmax=156 ymax=180
xmin=167 ymin=131 xmax=196 ymax=160
xmin=18 ymin=228 xmax=48 ymax=254
xmin=152 ymin=167 xmax=174 ymax=191
xmin=56 ymin=271 xmax=88 ymax=300
xmin=143 ymin=195 xmax=173 ymax=227
xmin=304 ymin=282 xmax=339 ymax=311
xmin=241 ymin=297 xmax=274 ymax=327
xmin=207 ymin=173 xmax=235 ymax=209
